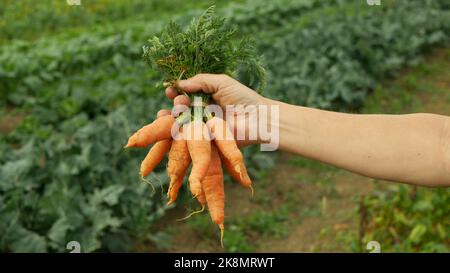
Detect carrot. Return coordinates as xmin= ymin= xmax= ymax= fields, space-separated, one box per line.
xmin=167 ymin=130 xmax=191 ymax=205
xmin=207 ymin=117 xmax=252 ymax=189
xmin=140 ymin=139 xmax=172 ymax=177
xmin=124 ymin=115 xmax=175 ymax=148
xmin=195 ymin=191 xmax=207 ymax=207
xmin=185 ymin=121 xmax=211 ymax=198
xmin=220 ymin=152 xmax=252 ymax=189
xmin=202 ymin=144 xmax=225 ymax=247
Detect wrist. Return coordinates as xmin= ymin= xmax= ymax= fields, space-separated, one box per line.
xmin=263 ymin=98 xmax=301 ymax=152
xmin=254 ymin=97 xmax=282 ymax=150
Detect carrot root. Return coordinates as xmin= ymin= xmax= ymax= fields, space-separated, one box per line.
xmin=219 ymin=223 xmax=224 ymax=249
xmin=125 ymin=115 xmax=175 ymax=148
xmin=140 ymin=139 xmax=172 ymax=177
xmin=186 ymin=121 xmax=211 ymax=194
xmin=176 ymin=205 xmax=205 ymax=221
xmin=166 ymin=132 xmax=191 ymax=205
xmin=249 ymin=185 xmax=255 ymax=198
xmin=202 ymin=144 xmax=225 ymax=248
xmin=140 ymin=176 xmax=156 ymax=194
xmin=166 ymin=175 xmax=178 ymax=198
xmin=234 ymin=164 xmax=254 ymax=197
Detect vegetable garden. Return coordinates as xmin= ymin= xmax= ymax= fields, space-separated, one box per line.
xmin=0 ymin=0 xmax=449 ymax=252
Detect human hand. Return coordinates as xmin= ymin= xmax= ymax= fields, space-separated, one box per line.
xmin=163 ymin=73 xmax=270 ymax=146
xmin=165 ymin=73 xmax=266 ymax=108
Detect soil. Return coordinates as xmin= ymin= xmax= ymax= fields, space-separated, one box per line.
xmin=0 ymin=106 xmax=24 ymax=135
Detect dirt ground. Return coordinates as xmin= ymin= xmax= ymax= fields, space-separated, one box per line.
xmin=0 ymin=106 xmax=24 ymax=135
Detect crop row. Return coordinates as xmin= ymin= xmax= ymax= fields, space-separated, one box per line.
xmin=261 ymin=0 xmax=450 ymax=109
xmin=359 ymin=186 xmax=449 ymax=252
xmin=0 ymin=0 xmax=234 ymax=44
xmin=0 ymin=0 xmax=331 ymax=104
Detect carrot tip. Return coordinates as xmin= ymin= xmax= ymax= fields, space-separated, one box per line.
xmin=234 ymin=164 xmax=248 ymax=183
xmin=124 ymin=141 xmax=134 ymax=149
xmin=166 ymin=175 xmax=177 ymax=197
xmin=219 ymin=224 xmax=224 ymax=249
xmin=189 ymin=179 xmax=202 ymax=199
xmin=249 ymin=185 xmax=255 ymax=198
xmin=124 ymin=134 xmax=138 ymax=148
xmin=167 ymin=189 xmax=178 ymax=205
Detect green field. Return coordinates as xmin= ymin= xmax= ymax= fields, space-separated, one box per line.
xmin=0 ymin=0 xmax=449 ymax=252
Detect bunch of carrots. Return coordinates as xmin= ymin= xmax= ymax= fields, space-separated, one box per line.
xmin=124 ymin=104 xmax=253 ymax=246
xmin=124 ymin=6 xmax=266 ymax=246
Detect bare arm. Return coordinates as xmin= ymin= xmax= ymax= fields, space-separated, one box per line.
xmin=270 ymin=99 xmax=450 ymax=187
xmin=167 ymin=73 xmax=450 ymax=187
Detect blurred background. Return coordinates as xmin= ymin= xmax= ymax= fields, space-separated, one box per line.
xmin=0 ymin=0 xmax=449 ymax=252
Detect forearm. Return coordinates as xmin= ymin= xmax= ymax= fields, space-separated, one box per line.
xmin=268 ymin=99 xmax=450 ymax=187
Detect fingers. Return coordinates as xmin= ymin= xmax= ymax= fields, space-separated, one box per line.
xmin=157 ymin=109 xmax=171 ymax=118
xmin=174 ymin=95 xmax=190 ymax=106
xmin=165 ymin=87 xmax=178 ymax=100
xmin=165 ymin=85 xmax=197 ymax=106
xmin=177 ymin=73 xmax=228 ymax=94
xmin=165 ymin=87 xmax=190 ymax=105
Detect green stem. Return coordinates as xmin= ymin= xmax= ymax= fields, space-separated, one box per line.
xmin=204 ymin=107 xmax=213 ymax=121
xmin=176 ymin=111 xmax=191 ymax=124
xmin=192 ymin=93 xmax=211 ymax=122
xmin=193 ymin=95 xmax=203 ymax=121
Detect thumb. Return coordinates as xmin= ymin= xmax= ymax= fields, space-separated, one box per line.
xmin=177 ymin=73 xmax=224 ymax=94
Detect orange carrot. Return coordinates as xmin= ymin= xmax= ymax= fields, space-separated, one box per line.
xmin=124 ymin=115 xmax=175 ymax=148
xmin=195 ymin=191 xmax=207 ymax=207
xmin=207 ymin=117 xmax=252 ymax=189
xmin=185 ymin=121 xmax=211 ymax=198
xmin=167 ymin=130 xmax=191 ymax=205
xmin=202 ymin=144 xmax=225 ymax=247
xmin=140 ymin=139 xmax=172 ymax=177
xmin=219 ymin=152 xmax=252 ymax=188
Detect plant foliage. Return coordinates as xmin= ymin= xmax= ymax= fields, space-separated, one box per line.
xmin=143 ymin=6 xmax=266 ymax=91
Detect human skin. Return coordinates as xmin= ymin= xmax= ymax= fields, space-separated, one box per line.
xmin=161 ymin=73 xmax=450 ymax=187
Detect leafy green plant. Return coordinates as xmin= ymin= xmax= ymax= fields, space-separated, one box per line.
xmin=1 ymin=0 xmax=323 ymax=104
xmin=0 ymin=0 xmax=232 ymax=44
xmin=358 ymin=185 xmax=449 ymax=252
xmin=262 ymin=0 xmax=450 ymax=109
xmin=143 ymin=5 xmax=266 ymax=91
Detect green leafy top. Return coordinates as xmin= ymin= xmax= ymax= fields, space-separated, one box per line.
xmin=143 ymin=6 xmax=266 ymax=91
